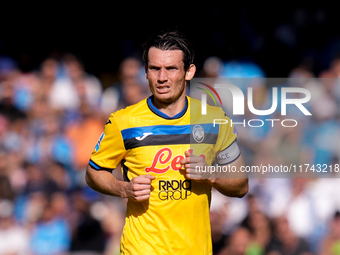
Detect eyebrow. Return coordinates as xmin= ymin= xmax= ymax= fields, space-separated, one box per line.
xmin=148 ymin=64 xmax=160 ymax=69
xmin=148 ymin=64 xmax=181 ymax=69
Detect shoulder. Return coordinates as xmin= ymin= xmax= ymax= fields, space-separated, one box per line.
xmin=107 ymin=98 xmax=149 ymax=129
xmin=113 ymin=98 xmax=147 ymax=117
xmin=188 ymin=96 xmax=227 ymax=120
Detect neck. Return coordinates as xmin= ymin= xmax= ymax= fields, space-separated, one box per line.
xmin=152 ymin=93 xmax=187 ymax=117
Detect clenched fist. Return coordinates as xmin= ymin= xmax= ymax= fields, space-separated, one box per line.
xmin=180 ymin=150 xmax=210 ymax=181
xmin=124 ymin=174 xmax=156 ymax=202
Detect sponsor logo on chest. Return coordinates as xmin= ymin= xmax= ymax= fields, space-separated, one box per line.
xmin=145 ymin=148 xmax=206 ymax=174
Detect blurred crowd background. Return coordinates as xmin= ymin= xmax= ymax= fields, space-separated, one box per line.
xmin=1 ymin=3 xmax=340 ymax=255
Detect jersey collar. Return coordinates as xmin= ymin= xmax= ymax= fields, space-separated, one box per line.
xmin=147 ymin=95 xmax=188 ymax=120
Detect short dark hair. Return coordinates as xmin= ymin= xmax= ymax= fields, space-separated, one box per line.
xmin=142 ymin=29 xmax=195 ymax=71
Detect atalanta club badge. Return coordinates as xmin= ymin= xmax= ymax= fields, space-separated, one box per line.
xmin=193 ymin=125 xmax=204 ymax=143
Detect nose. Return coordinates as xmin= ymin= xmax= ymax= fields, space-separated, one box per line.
xmin=157 ymin=68 xmax=168 ymax=83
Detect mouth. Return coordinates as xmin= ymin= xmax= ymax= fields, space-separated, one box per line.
xmin=155 ymin=85 xmax=171 ymax=94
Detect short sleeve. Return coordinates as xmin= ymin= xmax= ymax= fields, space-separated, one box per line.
xmin=89 ymin=114 xmax=126 ymax=171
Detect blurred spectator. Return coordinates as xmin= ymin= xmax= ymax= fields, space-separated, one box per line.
xmin=63 ymin=54 xmax=102 ymax=107
xmin=36 ymin=57 xmax=59 ymax=100
xmin=100 ymin=57 xmax=149 ymax=116
xmin=65 ymin=100 xmax=105 ymax=172
xmin=266 ymin=215 xmax=311 ymax=255
xmin=95 ymin=198 xmax=126 ymax=255
xmin=260 ymin=120 xmax=302 ymax=168
xmin=303 ymin=111 xmax=340 ymax=166
xmin=319 ymin=211 xmax=340 ymax=255
xmin=329 ymin=56 xmax=340 ymax=78
xmin=0 ymin=199 xmax=30 ymax=254
xmin=254 ymin=177 xmax=292 ymax=219
xmin=50 ymin=192 xmax=71 ymax=220
xmin=241 ymin=194 xmax=272 ymax=253
xmin=0 ymin=56 xmax=19 ymax=82
xmin=306 ymin=178 xmax=340 ymax=252
xmin=30 ymin=200 xmax=71 ymax=255
xmin=69 ymin=189 xmax=106 ymax=254
xmin=286 ymin=179 xmax=314 ymax=241
xmin=214 ymin=190 xmax=248 ymax=235
xmin=199 ymin=56 xmax=223 ymax=78
xmin=210 ymin=189 xmax=229 ymax=254
xmin=28 ymin=113 xmax=73 ymax=167
xmin=49 ymin=54 xmax=102 ymax=112
xmin=220 ymin=61 xmax=265 ymax=93
xmin=0 ymin=170 xmax=15 ymax=201
xmin=220 ymin=227 xmax=252 ymax=255
xmin=46 ymin=161 xmax=73 ymax=191
xmin=0 ymin=80 xmax=27 ymax=124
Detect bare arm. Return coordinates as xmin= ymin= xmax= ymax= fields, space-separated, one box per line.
xmin=85 ymin=164 xmax=127 ymax=197
xmin=180 ymin=151 xmax=248 ymax=198
xmin=85 ymin=164 xmax=155 ymax=201
xmin=207 ymin=155 xmax=248 ymax=198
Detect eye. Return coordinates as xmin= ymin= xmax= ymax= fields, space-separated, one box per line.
xmin=167 ymin=66 xmax=177 ymax=70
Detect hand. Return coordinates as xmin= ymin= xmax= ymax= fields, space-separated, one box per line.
xmin=124 ymin=174 xmax=156 ymax=202
xmin=180 ymin=150 xmax=210 ymax=181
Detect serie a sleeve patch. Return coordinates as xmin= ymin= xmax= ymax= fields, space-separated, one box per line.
xmin=95 ymin=132 xmax=105 ymax=152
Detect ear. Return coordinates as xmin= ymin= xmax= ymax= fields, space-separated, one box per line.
xmin=185 ymin=64 xmax=196 ymax=81
xmin=145 ymin=65 xmax=148 ymax=79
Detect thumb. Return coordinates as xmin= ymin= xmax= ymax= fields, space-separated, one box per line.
xmin=185 ymin=150 xmax=191 ymax=157
xmin=145 ymin=174 xmax=156 ymax=180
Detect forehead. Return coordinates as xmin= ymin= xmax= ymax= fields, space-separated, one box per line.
xmin=148 ymin=47 xmax=184 ymax=66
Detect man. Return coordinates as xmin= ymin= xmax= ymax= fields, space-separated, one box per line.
xmin=86 ymin=30 xmax=248 ymax=255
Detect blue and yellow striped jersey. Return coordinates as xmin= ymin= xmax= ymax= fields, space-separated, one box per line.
xmin=89 ymin=96 xmax=237 ymax=255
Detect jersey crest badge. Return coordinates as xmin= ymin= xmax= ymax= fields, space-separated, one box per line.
xmin=193 ymin=125 xmax=204 ymax=143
